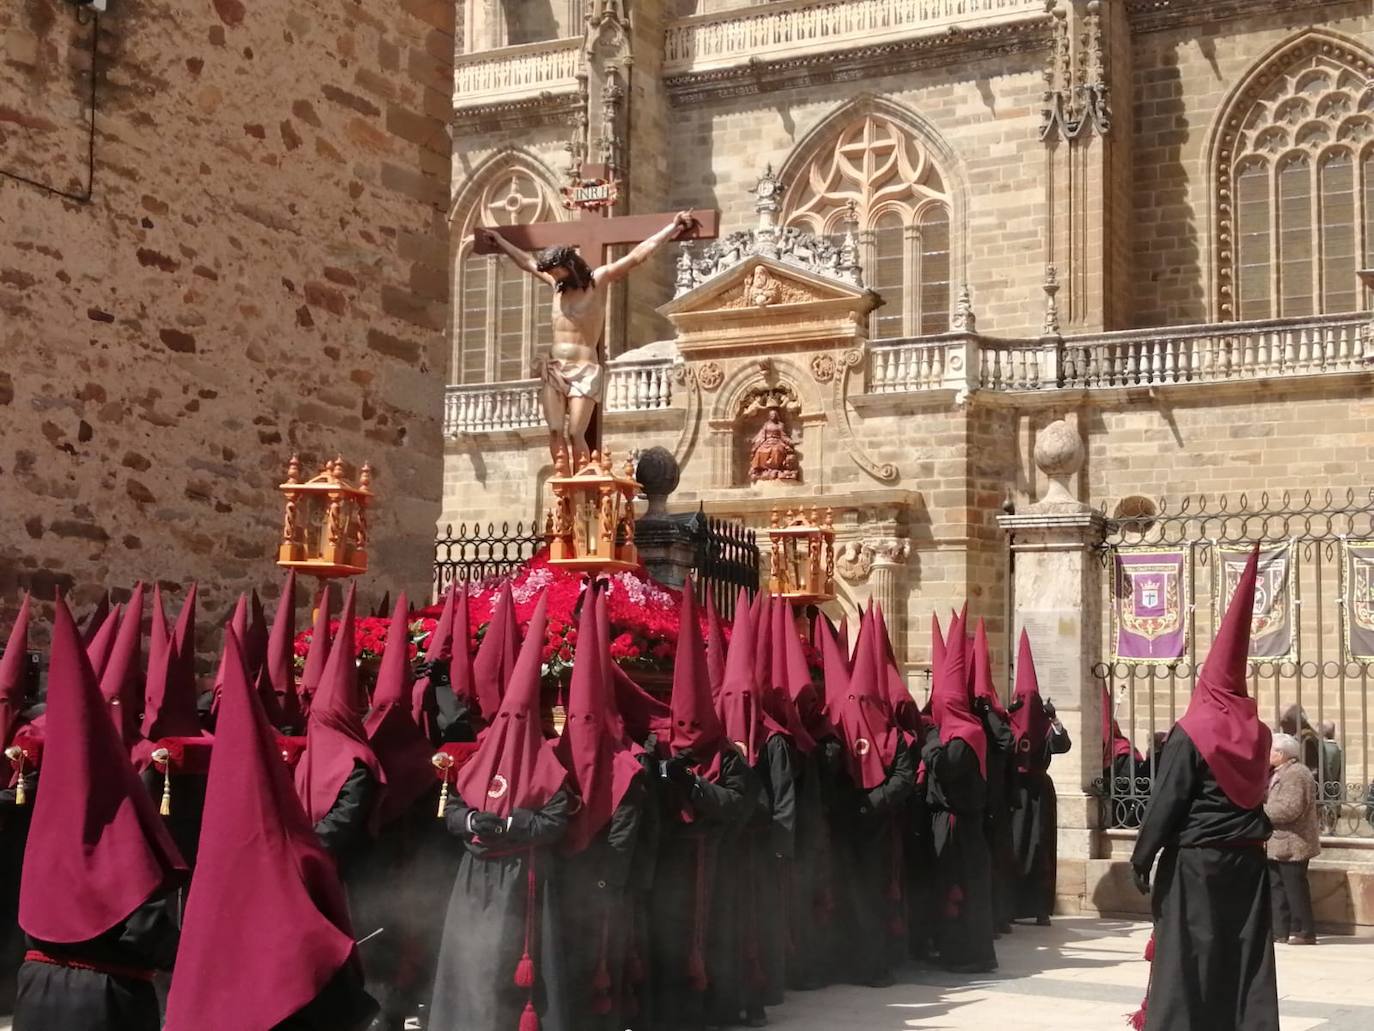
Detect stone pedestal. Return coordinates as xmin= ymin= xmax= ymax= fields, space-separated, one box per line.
xmin=998 ymin=507 xmax=1108 ymax=872
xmin=635 ymin=513 xmax=700 ymax=590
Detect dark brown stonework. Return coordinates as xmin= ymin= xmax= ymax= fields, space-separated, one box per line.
xmin=0 ymin=0 xmax=454 ymax=633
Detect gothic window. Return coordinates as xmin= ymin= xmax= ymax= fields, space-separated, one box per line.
xmin=784 ymin=112 xmax=954 ymax=339
xmin=1214 ymin=37 xmax=1374 ymax=320
xmin=452 ymin=164 xmax=565 ymax=384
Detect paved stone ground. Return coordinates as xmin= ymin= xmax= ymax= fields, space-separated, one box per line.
xmin=761 ymin=917 xmax=1374 ymax=1031
xmin=3 ymin=917 xmax=1372 ymax=1030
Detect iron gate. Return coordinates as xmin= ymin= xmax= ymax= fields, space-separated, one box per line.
xmin=1093 ymin=488 xmax=1374 ymax=837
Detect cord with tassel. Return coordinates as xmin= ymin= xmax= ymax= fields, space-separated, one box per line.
xmin=5 ymin=748 xmax=25 ymax=807
xmin=432 ymin=752 xmax=455 ymax=818
xmin=151 ymin=748 xmax=172 ymax=816
xmin=1127 ymin=931 xmax=1155 ymax=1029
xmin=513 ymin=850 xmax=540 ymax=1031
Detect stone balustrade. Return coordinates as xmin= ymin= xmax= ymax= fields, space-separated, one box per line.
xmin=1060 ymin=313 xmax=1369 ymax=389
xmin=867 ymin=313 xmax=1371 ymax=396
xmin=444 ymin=380 xmax=543 ymax=435
xmin=448 ymin=316 xmax=1368 ymax=434
xmin=664 ymin=0 xmax=1049 ymax=73
xmin=605 ymin=360 xmax=674 ymax=413
xmin=453 ymin=36 xmax=582 ymax=108
xmin=445 ymin=358 xmax=676 ymax=436
xmin=868 ymin=336 xmax=953 ymax=393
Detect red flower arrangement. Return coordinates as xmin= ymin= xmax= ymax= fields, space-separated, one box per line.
xmin=292 ymin=550 xmax=720 ymax=682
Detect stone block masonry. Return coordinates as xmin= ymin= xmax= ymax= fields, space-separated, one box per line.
xmin=0 ymin=0 xmax=455 ymax=636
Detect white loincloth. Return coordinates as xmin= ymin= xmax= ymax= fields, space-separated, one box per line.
xmin=541 ymin=357 xmax=604 ymax=402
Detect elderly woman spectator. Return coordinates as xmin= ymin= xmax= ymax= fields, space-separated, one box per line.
xmin=1265 ymin=732 xmax=1320 ymax=945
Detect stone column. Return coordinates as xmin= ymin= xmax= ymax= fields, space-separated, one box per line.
xmin=998 ymin=420 xmax=1107 ymax=910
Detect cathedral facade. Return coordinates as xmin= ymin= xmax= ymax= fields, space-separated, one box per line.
xmin=447 ymin=0 xmax=1374 ymax=917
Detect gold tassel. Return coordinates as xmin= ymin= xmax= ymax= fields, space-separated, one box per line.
xmin=4 ymin=747 xmax=24 ymax=807
xmin=152 ymin=748 xmax=172 ymax=817
xmin=432 ymin=751 xmax=455 ymax=819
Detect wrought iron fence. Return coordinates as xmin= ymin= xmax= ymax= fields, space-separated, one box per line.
xmin=690 ymin=508 xmax=761 ymax=618
xmin=1092 ymin=488 xmax=1374 ymax=838
xmin=432 ymin=510 xmax=761 ymax=615
xmin=433 ymin=521 xmax=544 ymax=599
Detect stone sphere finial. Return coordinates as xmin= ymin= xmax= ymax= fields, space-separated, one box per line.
xmin=636 ymin=446 xmax=680 ymax=517
xmin=1032 ymin=419 xmax=1086 ymax=511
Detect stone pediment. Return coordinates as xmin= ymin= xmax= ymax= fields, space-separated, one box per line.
xmin=658 ymin=255 xmax=880 ymax=355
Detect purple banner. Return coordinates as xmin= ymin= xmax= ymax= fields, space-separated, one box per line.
xmin=1216 ymin=543 xmax=1295 ymax=661
xmin=1112 ymin=548 xmax=1189 ymax=663
xmin=1345 ymin=541 xmax=1374 ymax=663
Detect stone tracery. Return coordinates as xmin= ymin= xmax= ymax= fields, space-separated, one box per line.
xmin=1211 ymin=33 xmax=1374 ymax=321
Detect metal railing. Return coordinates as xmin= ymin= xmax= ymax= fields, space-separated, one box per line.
xmin=664 ymin=0 xmax=1049 ymax=73
xmin=1092 ymin=488 xmax=1374 ymax=838
xmin=689 ymin=508 xmax=762 ymax=618
xmin=433 ymin=509 xmax=760 ymax=612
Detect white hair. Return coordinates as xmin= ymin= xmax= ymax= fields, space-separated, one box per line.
xmin=1271 ymin=733 xmax=1299 ymax=761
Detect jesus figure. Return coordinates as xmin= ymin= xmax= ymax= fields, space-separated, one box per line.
xmin=477 ymin=210 xmax=696 ymax=469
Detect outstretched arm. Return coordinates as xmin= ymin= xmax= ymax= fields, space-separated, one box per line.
xmin=594 ymin=211 xmax=695 ymax=286
xmin=474 ymin=227 xmax=554 ymax=285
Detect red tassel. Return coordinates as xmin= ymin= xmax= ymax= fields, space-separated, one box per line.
xmin=888 ymin=914 xmax=907 ymax=937
xmin=592 ymin=960 xmax=611 ymax=994
xmin=592 ymin=993 xmax=613 ymax=1015
xmin=1143 ymin=934 xmax=1155 ymax=962
xmin=514 ymin=952 xmax=535 ymax=989
xmin=1127 ymin=999 xmax=1147 ymax=1030
xmin=519 ymin=1000 xmax=540 ymax=1031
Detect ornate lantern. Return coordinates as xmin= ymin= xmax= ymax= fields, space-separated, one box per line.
xmin=767 ymin=507 xmax=836 ymax=604
xmin=545 ymin=449 xmax=641 ymax=573
xmin=277 ymin=455 xmax=374 ymax=579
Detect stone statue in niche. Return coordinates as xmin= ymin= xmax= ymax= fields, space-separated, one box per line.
xmin=748 ymin=408 xmax=801 ymax=482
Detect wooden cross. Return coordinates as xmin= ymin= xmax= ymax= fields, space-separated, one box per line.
xmin=472 ymin=165 xmax=720 ymax=454
xmin=471 ymin=165 xmax=720 ymax=266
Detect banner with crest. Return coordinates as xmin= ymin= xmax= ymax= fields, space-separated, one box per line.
xmin=1215 ymin=542 xmax=1296 ymax=661
xmin=1112 ymin=548 xmax=1190 ymax=663
xmin=1344 ymin=541 xmax=1374 ymax=663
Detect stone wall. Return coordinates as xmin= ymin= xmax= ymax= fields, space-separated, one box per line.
xmin=0 ymin=0 xmax=454 ymax=631
xmin=1128 ymin=5 xmax=1374 ymax=327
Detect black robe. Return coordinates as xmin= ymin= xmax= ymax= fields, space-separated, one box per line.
xmin=649 ymin=747 xmax=751 ymax=1031
xmin=1130 ymin=728 xmax=1277 ymax=1031
xmin=707 ymin=734 xmax=795 ymax=1023
xmin=623 ymin=744 xmax=663 ymax=1031
xmin=1009 ymin=725 xmax=1071 ymax=922
xmin=558 ymin=775 xmax=646 ymax=1031
xmin=786 ymin=743 xmax=834 ymax=990
xmin=430 ymin=788 xmax=573 ymax=1031
xmin=421 ymin=660 xmax=481 ymax=746
xmin=13 ymin=893 xmax=178 ymax=1031
xmin=825 ymin=736 xmax=916 ymax=987
xmin=923 ymin=729 xmax=997 ymax=973
xmin=981 ymin=709 xmax=1017 ymax=931
xmin=0 ymin=774 xmax=36 ymax=1013
xmin=312 ymin=763 xmax=380 ymax=872
xmin=273 ymin=955 xmax=378 ymax=1031
xmin=353 ymin=783 xmax=456 ymax=1031
xmin=904 ymin=766 xmax=937 ymax=961
xmin=140 ymin=768 xmax=209 ymax=869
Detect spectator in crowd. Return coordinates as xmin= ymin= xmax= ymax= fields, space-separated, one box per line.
xmin=1318 ymin=722 xmax=1343 ymax=824
xmin=1265 ymin=732 xmax=1320 ymax=946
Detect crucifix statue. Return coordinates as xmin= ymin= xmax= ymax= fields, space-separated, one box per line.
xmin=473 ymin=174 xmax=719 ymax=471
